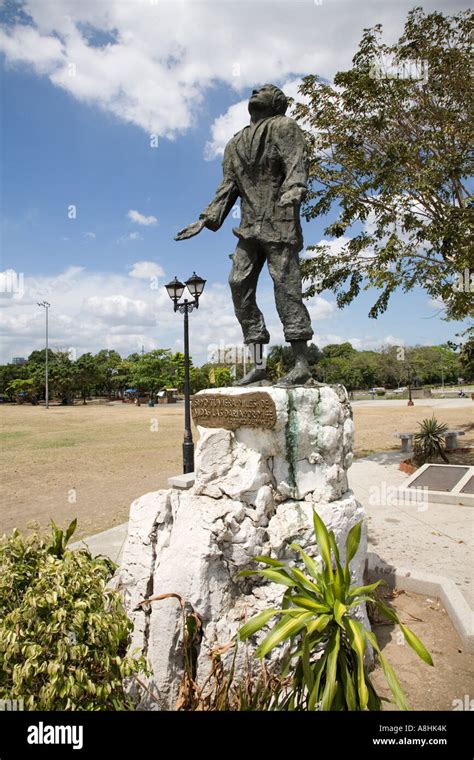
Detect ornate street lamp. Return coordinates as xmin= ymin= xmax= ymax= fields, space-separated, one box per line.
xmin=165 ymin=272 xmax=206 ymax=473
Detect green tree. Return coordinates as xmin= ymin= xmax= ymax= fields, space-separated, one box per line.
xmin=74 ymin=353 xmax=101 ymax=403
xmin=6 ymin=378 xmax=36 ymax=403
xmin=129 ymin=350 xmax=174 ymax=398
xmin=459 ymin=330 xmax=474 ymax=381
xmin=449 ymin=327 xmax=474 ymax=382
xmin=189 ymin=366 xmax=209 ymax=394
xmin=295 ymin=8 xmax=473 ymax=320
xmin=109 ymin=359 xmax=132 ymax=397
xmin=48 ymin=351 xmax=75 ymax=404
xmin=94 ymin=350 xmax=123 ymax=396
xmin=0 ymin=363 xmax=29 ymax=397
xmin=322 ymin=343 xmax=357 ymax=361
xmin=167 ymin=352 xmax=190 ymax=393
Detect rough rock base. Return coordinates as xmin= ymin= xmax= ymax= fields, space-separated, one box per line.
xmin=117 ymin=386 xmax=369 ymax=710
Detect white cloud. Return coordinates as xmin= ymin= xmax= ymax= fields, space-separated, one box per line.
xmin=128 ymin=231 xmax=142 ymax=241
xmin=302 ymin=237 xmax=353 ymax=260
xmin=83 ymin=294 xmax=156 ymax=325
xmin=128 ymin=260 xmax=164 ymax=279
xmin=0 ymin=264 xmax=336 ymax=364
xmin=127 ymin=209 xmax=157 ymax=226
xmin=204 ymin=99 xmax=249 ymax=160
xmin=0 ymin=1 xmax=457 ymax=139
xmin=84 ymin=231 xmax=96 ymax=239
xmin=306 ymin=295 xmax=336 ymax=321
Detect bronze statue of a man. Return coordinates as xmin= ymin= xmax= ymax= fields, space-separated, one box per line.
xmin=175 ymin=83 xmax=313 ymax=386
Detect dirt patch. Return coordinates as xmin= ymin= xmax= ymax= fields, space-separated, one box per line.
xmin=0 ymin=403 xmax=198 ymax=539
xmin=371 ymin=586 xmax=474 ymax=711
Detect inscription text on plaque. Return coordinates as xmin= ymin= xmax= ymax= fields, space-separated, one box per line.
xmin=191 ymin=392 xmax=276 ymax=430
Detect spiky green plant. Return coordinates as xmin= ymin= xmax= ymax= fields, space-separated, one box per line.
xmin=238 ymin=511 xmax=433 ymax=710
xmin=413 ymin=416 xmax=449 ymax=465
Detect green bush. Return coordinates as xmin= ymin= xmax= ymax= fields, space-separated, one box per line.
xmin=0 ymin=520 xmax=147 ymax=710
xmin=239 ymin=511 xmax=433 ymax=710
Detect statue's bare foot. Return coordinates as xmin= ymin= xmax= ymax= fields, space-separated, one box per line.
xmin=275 ymin=362 xmax=312 ymax=387
xmin=233 ymin=367 xmax=267 ymax=386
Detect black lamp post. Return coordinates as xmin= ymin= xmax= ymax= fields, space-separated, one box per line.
xmin=165 ymin=272 xmax=206 ymax=474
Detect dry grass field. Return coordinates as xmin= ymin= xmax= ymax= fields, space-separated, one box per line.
xmin=1 ymin=400 xmax=473 ymax=539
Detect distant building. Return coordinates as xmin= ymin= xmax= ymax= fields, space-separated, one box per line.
xmin=11 ymin=357 xmax=27 ymax=365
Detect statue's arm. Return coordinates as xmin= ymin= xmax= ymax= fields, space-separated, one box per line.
xmin=199 ymin=144 xmax=239 ymax=231
xmin=175 ymin=143 xmax=239 ymax=241
xmin=276 ymin=118 xmax=309 ymax=207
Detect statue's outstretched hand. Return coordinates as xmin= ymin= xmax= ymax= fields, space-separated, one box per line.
xmin=174 ymin=219 xmax=205 ymax=241
xmin=278 ymin=187 xmax=305 ymax=207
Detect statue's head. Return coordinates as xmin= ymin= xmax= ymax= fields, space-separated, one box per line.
xmin=248 ymin=84 xmax=288 ymax=119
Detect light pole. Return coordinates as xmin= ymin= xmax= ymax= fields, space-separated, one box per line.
xmin=37 ymin=301 xmax=50 ymax=409
xmin=165 ymin=272 xmax=206 ymax=474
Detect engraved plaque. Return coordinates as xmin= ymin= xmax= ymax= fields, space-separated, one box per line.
xmin=191 ymin=392 xmax=276 ymax=430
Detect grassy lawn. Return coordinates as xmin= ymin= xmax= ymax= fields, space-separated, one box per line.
xmin=1 ymin=400 xmax=473 ymax=539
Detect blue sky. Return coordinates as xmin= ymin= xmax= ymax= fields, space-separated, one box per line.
xmin=0 ymin=0 xmax=470 ymax=364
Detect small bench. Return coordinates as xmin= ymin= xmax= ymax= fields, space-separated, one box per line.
xmin=395 ymin=430 xmax=465 ymax=453
xmin=445 ymin=430 xmax=465 ymax=450
xmin=395 ymin=433 xmax=415 ymax=453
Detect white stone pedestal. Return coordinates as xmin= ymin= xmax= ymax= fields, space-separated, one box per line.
xmin=117 ymin=385 xmax=368 ymax=710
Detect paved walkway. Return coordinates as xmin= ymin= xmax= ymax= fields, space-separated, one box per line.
xmin=72 ymin=451 xmax=473 ymax=609
xmin=350 ymin=452 xmax=473 ymax=607
xmin=351 ymin=398 xmax=473 ymax=409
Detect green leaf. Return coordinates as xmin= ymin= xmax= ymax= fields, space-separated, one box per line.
xmin=301 ymin=635 xmax=314 ymax=693
xmin=287 ymin=566 xmax=321 ymax=595
xmin=308 ymin=652 xmax=328 ymax=710
xmin=378 ymin=652 xmax=409 ymax=711
xmin=253 ymin=555 xmax=285 ymax=568
xmin=238 ymin=567 xmax=296 ymax=586
xmin=259 ymin=569 xmax=296 ymax=588
xmin=327 ymin=530 xmax=341 ymax=564
xmin=321 ymin=628 xmax=340 ymax=710
xmin=345 ymin=521 xmax=362 ymax=565
xmin=306 ymin=614 xmax=332 ymax=635
xmin=365 ymin=628 xmax=408 ymax=709
xmin=339 ymin=648 xmax=357 ymax=710
xmin=399 ymin=624 xmax=433 ymax=666
xmin=374 ymin=599 xmax=399 ymax=624
xmin=64 ymin=518 xmax=78 ymax=546
xmin=348 ymin=580 xmax=384 ymax=602
xmin=290 ymin=595 xmax=330 ymax=613
xmin=328 ymin=531 xmax=345 ymax=600
xmin=333 ymin=600 xmax=347 ymax=625
xmin=238 ymin=608 xmax=280 ymax=641
xmin=344 ymin=617 xmax=368 ymax=710
xmin=312 ymin=510 xmax=333 ymax=578
xmin=366 ymin=676 xmax=382 ymax=711
xmin=289 ymin=543 xmax=321 ymax=579
xmin=256 ymin=612 xmax=314 ymax=658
